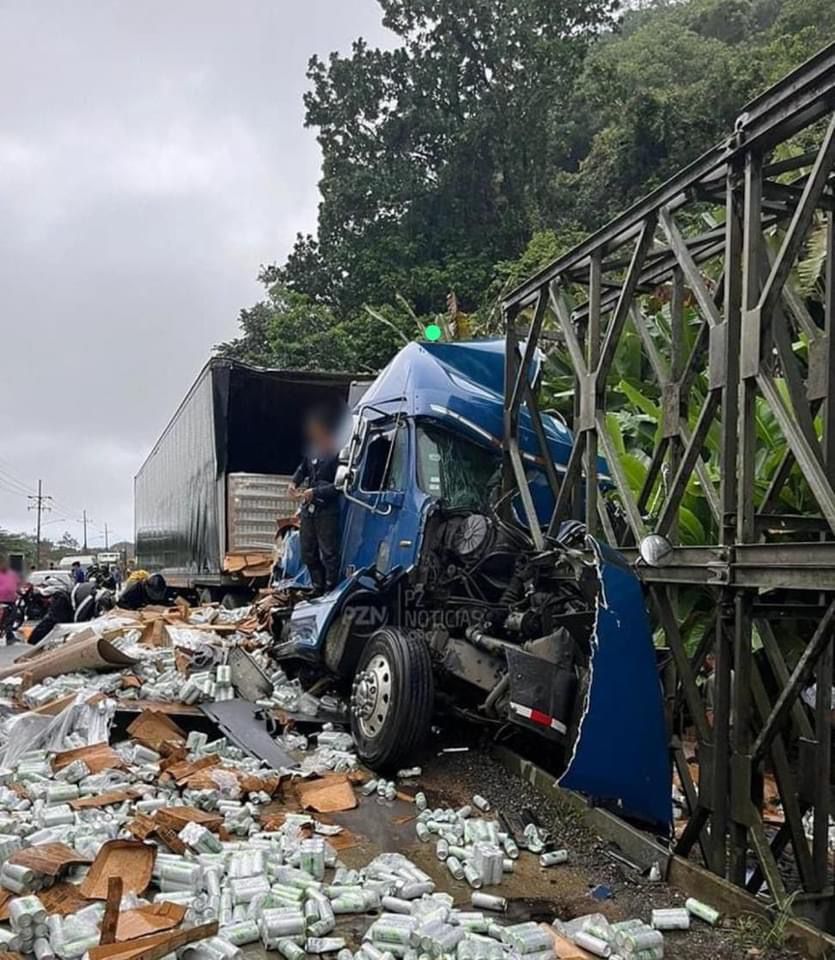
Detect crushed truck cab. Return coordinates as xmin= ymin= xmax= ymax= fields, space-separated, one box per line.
xmin=273 ymin=339 xmax=670 ymax=829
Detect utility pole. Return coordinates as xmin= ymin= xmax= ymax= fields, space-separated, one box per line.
xmin=82 ymin=510 xmax=88 ymax=552
xmin=104 ymin=523 xmax=109 ymax=549
xmin=27 ymin=480 xmax=53 ymax=569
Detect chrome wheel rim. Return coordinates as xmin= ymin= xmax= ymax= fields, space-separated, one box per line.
xmin=352 ymin=653 xmax=393 ymax=738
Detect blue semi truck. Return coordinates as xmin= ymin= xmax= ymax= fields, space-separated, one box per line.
xmin=272 ymin=338 xmax=671 ymax=829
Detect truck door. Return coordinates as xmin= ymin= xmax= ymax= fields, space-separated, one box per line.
xmin=342 ymin=421 xmax=418 ymax=575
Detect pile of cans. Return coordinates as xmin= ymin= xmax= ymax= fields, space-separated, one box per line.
xmin=413 ymin=793 xmax=568 ymax=894
xmin=553 ymin=897 xmax=720 ymax=960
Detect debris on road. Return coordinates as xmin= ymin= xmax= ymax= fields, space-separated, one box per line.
xmin=0 ymin=603 xmax=778 ymax=960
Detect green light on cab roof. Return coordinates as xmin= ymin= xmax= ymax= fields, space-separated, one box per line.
xmin=424 ymin=323 xmax=442 ymax=342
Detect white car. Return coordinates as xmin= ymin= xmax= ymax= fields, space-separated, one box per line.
xmin=26 ymin=570 xmax=72 ymax=590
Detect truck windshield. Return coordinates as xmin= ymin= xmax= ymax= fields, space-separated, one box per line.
xmin=416 ymin=425 xmax=499 ymax=509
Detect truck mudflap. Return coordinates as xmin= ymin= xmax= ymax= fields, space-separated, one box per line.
xmin=558 ymin=538 xmax=672 ymax=831
xmin=505 ymin=648 xmax=576 ymax=738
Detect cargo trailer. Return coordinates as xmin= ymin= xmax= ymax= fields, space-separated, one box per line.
xmin=135 ymin=358 xmax=359 ymax=604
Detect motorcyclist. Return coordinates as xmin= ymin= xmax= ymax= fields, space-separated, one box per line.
xmin=27 ymin=580 xmax=116 ymax=646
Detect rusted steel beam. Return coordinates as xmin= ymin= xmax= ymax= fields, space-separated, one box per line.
xmin=751 ymin=599 xmax=835 ymax=764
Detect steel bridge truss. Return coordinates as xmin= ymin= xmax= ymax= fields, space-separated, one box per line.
xmin=501 ymin=44 xmax=835 ymax=912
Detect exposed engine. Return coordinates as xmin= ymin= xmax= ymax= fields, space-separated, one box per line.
xmin=412 ymin=506 xmax=598 ymax=741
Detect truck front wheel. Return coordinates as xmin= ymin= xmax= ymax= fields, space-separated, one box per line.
xmin=350 ymin=627 xmax=434 ymax=771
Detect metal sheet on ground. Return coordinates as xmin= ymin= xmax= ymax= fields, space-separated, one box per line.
xmin=200 ymin=699 xmax=296 ymax=769
xmin=226 ymin=648 xmax=272 ymax=702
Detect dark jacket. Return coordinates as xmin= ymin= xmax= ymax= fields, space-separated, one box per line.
xmin=117 ymin=574 xmax=168 ymax=610
xmin=28 ymin=582 xmax=113 ymax=646
xmin=292 ymin=451 xmax=340 ymax=507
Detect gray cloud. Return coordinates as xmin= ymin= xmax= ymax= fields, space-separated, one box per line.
xmin=0 ymin=0 xmax=390 ymax=549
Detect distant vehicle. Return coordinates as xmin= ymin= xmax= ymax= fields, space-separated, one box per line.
xmin=135 ymin=358 xmax=367 ymax=606
xmin=27 ymin=570 xmax=72 ymax=590
xmin=97 ymin=552 xmax=120 ymax=566
xmin=57 ymin=555 xmax=96 ymax=570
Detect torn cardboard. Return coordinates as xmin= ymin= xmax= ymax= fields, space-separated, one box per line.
xmin=0 ymin=629 xmax=138 ymax=682
xmin=53 ymin=743 xmax=125 ymax=775
xmin=161 ymin=754 xmax=220 ymax=785
xmin=295 ymin=774 xmax=357 ymax=814
xmin=38 ymin=883 xmax=93 ymax=916
xmin=88 ymin=920 xmax=218 ymax=960
xmin=115 ymin=903 xmax=186 ymax=942
xmin=80 ymin=840 xmax=155 ymax=900
xmin=543 ymin=926 xmax=596 ymax=960
xmin=153 ymin=806 xmax=223 ymax=834
xmin=9 ymin=843 xmax=90 ymax=877
xmin=126 ymin=710 xmax=186 ymax=749
xmin=139 ymin=620 xmax=171 ymax=649
xmin=71 ymin=790 xmax=138 ymax=810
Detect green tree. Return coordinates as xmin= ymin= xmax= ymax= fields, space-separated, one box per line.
xmin=277 ymin=0 xmax=620 ymax=318
xmin=219 ymin=0 xmax=835 ymax=375
xmin=58 ymin=531 xmax=80 ymax=551
xmin=216 ymin=281 xmax=415 ymax=374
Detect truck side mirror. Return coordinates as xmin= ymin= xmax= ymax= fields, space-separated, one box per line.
xmin=335 ymin=464 xmax=351 ymax=490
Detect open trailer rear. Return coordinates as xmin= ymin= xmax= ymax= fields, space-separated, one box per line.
xmin=135 ymin=357 xmax=358 ymax=604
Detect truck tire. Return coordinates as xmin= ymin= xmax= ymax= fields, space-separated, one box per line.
xmin=221 ymin=592 xmax=241 ymax=609
xmin=350 ymin=627 xmax=434 ymax=771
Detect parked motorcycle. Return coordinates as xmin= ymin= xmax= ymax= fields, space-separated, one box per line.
xmin=0 ymin=591 xmax=25 ymax=642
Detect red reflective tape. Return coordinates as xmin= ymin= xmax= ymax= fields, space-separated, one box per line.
xmin=529 ymin=708 xmax=552 ymax=727
xmin=510 ymin=701 xmax=567 ymax=734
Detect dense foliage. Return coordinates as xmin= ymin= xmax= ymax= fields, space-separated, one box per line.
xmin=217 ymin=0 xmax=834 ymax=372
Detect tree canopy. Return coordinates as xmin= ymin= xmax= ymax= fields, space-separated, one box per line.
xmin=217 ymin=0 xmax=835 ymax=373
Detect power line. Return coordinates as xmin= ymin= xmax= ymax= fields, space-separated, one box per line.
xmin=0 ymin=477 xmax=30 ymax=500
xmin=0 ymin=460 xmax=112 ymax=544
xmin=0 ymin=459 xmax=36 ymax=495
xmin=27 ymin=480 xmax=53 ymax=569
xmin=0 ymin=470 xmax=34 ymax=498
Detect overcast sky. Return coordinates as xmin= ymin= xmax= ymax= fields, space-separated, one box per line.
xmin=0 ymin=0 xmax=390 ymax=551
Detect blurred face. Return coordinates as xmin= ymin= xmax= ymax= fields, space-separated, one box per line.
xmin=306 ymin=417 xmax=332 ymax=451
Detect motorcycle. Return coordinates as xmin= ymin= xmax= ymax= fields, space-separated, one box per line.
xmin=0 ymin=590 xmax=25 ymax=642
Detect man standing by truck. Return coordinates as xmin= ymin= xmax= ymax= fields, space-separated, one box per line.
xmin=290 ymin=406 xmax=343 ymax=596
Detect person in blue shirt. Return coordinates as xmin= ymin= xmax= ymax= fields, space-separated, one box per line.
xmin=71 ymin=561 xmax=86 ymax=584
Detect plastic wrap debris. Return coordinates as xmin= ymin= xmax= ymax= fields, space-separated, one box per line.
xmin=0 ymin=694 xmax=116 ymax=769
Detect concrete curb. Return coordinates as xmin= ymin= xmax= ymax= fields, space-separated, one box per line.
xmin=492 ymin=745 xmax=835 ymax=959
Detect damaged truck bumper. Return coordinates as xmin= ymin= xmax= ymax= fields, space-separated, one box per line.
xmin=274 ymin=540 xmax=671 ymax=831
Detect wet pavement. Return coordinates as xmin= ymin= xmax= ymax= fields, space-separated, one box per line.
xmin=242 ymin=743 xmax=800 ymax=960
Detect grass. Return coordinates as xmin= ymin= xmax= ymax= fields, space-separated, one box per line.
xmin=733 ymin=891 xmax=799 ymax=952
